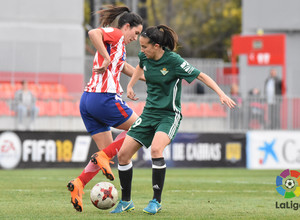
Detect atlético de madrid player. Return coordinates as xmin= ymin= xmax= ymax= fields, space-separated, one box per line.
xmin=67 ymin=5 xmax=144 ymax=212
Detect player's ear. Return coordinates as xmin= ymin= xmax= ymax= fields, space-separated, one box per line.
xmin=124 ymin=23 xmax=130 ymax=31
xmin=154 ymin=43 xmax=160 ymax=49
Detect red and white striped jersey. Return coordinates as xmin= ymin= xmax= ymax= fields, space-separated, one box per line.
xmin=85 ymin=27 xmax=126 ymax=95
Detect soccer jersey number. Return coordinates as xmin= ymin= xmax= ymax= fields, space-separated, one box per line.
xmin=132 ymin=117 xmax=142 ymax=128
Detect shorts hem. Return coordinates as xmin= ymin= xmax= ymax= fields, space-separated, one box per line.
xmin=112 ymin=110 xmax=134 ymax=128
xmin=127 ymin=133 xmax=147 ymax=148
xmin=89 ymin=127 xmax=111 ymax=135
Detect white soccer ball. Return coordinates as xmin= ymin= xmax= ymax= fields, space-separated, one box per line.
xmin=90 ymin=182 xmax=118 ymax=210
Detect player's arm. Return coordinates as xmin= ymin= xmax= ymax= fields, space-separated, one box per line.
xmin=122 ymin=62 xmax=146 ymax=81
xmin=88 ymin=28 xmax=111 ymax=74
xmin=127 ymin=65 xmax=144 ymax=101
xmin=197 ymin=72 xmax=236 ymax=108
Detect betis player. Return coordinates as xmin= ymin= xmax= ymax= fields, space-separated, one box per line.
xmin=97 ymin=24 xmax=236 ymax=215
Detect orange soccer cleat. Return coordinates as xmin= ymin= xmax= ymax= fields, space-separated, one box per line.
xmin=91 ymin=151 xmax=115 ymax=181
xmin=67 ymin=178 xmax=84 ymax=212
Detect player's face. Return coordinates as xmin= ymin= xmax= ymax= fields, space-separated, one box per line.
xmin=123 ymin=24 xmax=143 ymax=45
xmin=139 ymin=36 xmax=159 ymax=59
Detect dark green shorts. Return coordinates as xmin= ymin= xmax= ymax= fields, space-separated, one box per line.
xmin=127 ymin=110 xmax=182 ymax=148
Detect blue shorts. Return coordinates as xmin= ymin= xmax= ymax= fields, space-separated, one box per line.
xmin=80 ymin=92 xmax=133 ymax=135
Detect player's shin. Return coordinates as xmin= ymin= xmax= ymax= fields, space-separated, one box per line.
xmin=118 ymin=161 xmax=133 ymax=201
xmin=152 ymin=157 xmax=166 ymax=203
xmin=103 ymin=131 xmax=127 ymax=158
xmin=78 ymin=161 xmax=101 ymax=186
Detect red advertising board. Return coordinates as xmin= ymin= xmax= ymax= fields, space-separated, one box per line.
xmin=232 ymin=34 xmax=285 ymax=65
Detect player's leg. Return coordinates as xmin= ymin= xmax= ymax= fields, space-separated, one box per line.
xmin=78 ymin=130 xmax=113 ymax=184
xmin=67 ymin=131 xmax=114 ymax=212
xmin=144 ymin=114 xmax=181 ymax=215
xmin=92 ymin=112 xmax=138 ymax=160
xmin=68 ymin=92 xmax=113 ymax=212
xmin=112 ymin=115 xmax=155 ymax=214
xmin=111 ymin=136 xmax=142 ymax=213
xmin=90 ymin=99 xmax=140 ymax=179
xmin=143 ymin=131 xmax=170 ymax=215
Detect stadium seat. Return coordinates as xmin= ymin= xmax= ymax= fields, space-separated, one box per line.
xmin=198 ymin=103 xmax=212 ymax=117
xmin=211 ymin=102 xmax=227 ymax=117
xmin=182 ymin=102 xmax=200 ymax=117
xmin=39 ymin=83 xmax=52 ymax=100
xmin=51 ymin=83 xmax=71 ymax=100
xmin=0 ymin=101 xmax=14 ymax=116
xmin=72 ymin=100 xmax=81 ymax=116
xmin=36 ymin=100 xmax=48 ymax=116
xmin=60 ymin=101 xmax=74 ymax=116
xmin=47 ymin=101 xmax=60 ymax=116
xmin=0 ymin=83 xmax=14 ymax=99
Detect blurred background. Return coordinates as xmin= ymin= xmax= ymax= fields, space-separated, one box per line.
xmin=0 ymin=0 xmax=300 ymax=170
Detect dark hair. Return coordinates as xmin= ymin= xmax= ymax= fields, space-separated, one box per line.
xmin=141 ymin=25 xmax=178 ymax=51
xmin=98 ymin=5 xmax=143 ymax=28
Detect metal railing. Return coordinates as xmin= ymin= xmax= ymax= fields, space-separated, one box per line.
xmin=1 ymin=92 xmax=299 ymax=131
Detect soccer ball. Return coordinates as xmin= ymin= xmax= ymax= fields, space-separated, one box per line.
xmin=90 ymin=182 xmax=118 ymax=210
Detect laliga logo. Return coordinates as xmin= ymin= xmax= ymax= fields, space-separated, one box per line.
xmin=276 ymin=169 xmax=300 ymax=198
xmin=0 ymin=132 xmax=22 ymax=169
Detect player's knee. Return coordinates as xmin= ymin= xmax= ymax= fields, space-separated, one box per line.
xmin=151 ymin=147 xmax=163 ymax=158
xmin=117 ymin=151 xmax=131 ymax=164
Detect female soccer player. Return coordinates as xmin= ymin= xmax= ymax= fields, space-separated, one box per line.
xmin=110 ymin=25 xmax=236 ymax=214
xmin=67 ymin=5 xmax=144 ymax=212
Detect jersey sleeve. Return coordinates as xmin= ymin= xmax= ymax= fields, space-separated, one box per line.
xmin=100 ymin=27 xmax=123 ymax=44
xmin=138 ymin=51 xmax=147 ymax=69
xmin=174 ymin=55 xmax=201 ymax=84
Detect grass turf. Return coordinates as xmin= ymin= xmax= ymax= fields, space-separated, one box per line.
xmin=0 ymin=168 xmax=297 ymax=219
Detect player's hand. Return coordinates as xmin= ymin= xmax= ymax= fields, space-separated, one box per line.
xmin=220 ymin=94 xmax=236 ymax=109
xmin=93 ymin=58 xmax=110 ymax=74
xmin=127 ymin=87 xmax=139 ymax=101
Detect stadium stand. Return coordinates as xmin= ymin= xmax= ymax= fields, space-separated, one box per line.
xmin=0 ymin=82 xmax=80 ymax=117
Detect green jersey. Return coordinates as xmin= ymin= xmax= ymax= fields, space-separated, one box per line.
xmin=138 ymin=49 xmax=200 ymax=115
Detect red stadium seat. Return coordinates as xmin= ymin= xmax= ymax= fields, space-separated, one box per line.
xmin=211 ymin=102 xmax=227 ymax=117
xmin=0 ymin=101 xmax=13 ymax=116
xmin=47 ymin=101 xmax=60 ymax=116
xmin=60 ymin=101 xmax=74 ymax=116
xmin=0 ymin=83 xmax=14 ymax=99
xmin=36 ymin=100 xmax=47 ymax=116
xmin=51 ymin=83 xmax=70 ymax=100
xmin=198 ymin=103 xmax=212 ymax=117
xmin=72 ymin=100 xmax=81 ymax=116
xmin=39 ymin=83 xmax=52 ymax=100
xmin=182 ymin=102 xmax=200 ymax=117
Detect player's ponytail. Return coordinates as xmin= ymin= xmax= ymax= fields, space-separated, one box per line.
xmin=97 ymin=5 xmax=143 ymax=28
xmin=141 ymin=25 xmax=178 ymax=51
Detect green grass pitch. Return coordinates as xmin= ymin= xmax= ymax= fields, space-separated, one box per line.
xmin=0 ymin=168 xmax=297 ymax=219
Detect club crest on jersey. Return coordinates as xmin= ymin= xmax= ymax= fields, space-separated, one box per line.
xmin=160 ymin=68 xmax=169 ymax=75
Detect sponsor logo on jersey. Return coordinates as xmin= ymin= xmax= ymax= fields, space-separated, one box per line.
xmin=160 ymin=67 xmax=169 ymax=75
xmin=180 ymin=61 xmax=194 ymax=74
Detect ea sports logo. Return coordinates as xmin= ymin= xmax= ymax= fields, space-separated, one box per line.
xmin=0 ymin=132 xmax=22 ymax=169
xmin=276 ymin=169 xmax=300 ymax=198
